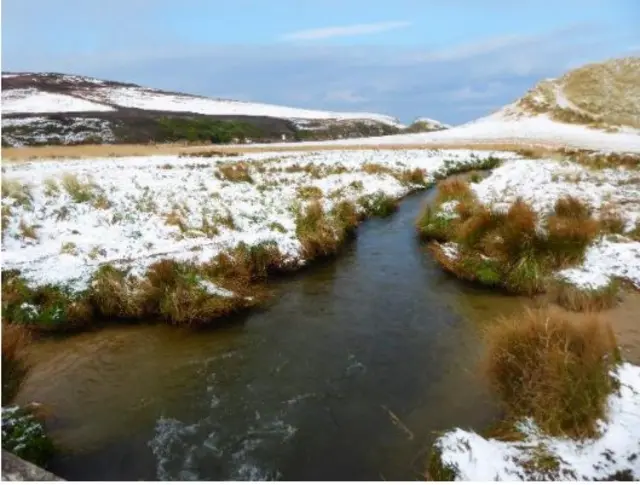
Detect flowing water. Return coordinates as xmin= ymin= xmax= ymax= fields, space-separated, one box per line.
xmin=16 ymin=190 xmax=528 ymax=480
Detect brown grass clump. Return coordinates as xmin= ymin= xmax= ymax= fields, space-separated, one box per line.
xmin=90 ymin=265 xmax=144 ymax=319
xmin=545 ymin=197 xmax=599 ymax=266
xmin=18 ymin=219 xmax=38 ymax=240
xmin=208 ymin=241 xmax=286 ymax=283
xmin=297 ymin=185 xmax=323 ymax=199
xmin=165 ymin=208 xmax=188 ymax=232
xmin=217 ymin=162 xmax=253 ymax=183
xmin=331 ymin=200 xmax=361 ymax=236
xmin=435 ymin=178 xmax=474 ymax=204
xmin=362 ymin=162 xmax=393 ymax=175
xmin=555 ymin=280 xmax=620 ymax=312
xmin=598 ymin=204 xmax=626 ymax=235
xmin=485 ymin=307 xmax=618 ymax=438
xmin=397 ymin=168 xmax=427 ymax=186
xmin=2 ymin=323 xmax=31 ymax=405
xmin=295 ymin=201 xmax=341 ymax=259
xmin=60 ymin=173 xmax=97 ymax=203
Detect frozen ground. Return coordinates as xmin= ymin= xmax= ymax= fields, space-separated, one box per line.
xmin=433 ymin=363 xmax=640 ymax=481
xmin=1 ymin=149 xmax=514 ymax=292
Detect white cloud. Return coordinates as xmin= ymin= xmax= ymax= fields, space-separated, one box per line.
xmin=280 ymin=21 xmax=410 ymax=41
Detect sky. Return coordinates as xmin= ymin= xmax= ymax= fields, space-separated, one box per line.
xmin=2 ymin=0 xmax=639 ymax=124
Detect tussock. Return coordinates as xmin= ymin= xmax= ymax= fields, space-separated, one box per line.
xmin=484 ymin=307 xmax=619 ymax=438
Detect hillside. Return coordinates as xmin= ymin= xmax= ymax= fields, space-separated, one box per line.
xmin=506 ymin=56 xmax=640 ymax=130
xmin=1 ymin=72 xmax=447 ymax=147
xmin=240 ymin=56 xmax=639 ymax=153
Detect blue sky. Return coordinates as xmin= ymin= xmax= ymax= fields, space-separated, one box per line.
xmin=2 ymin=0 xmax=639 ymax=123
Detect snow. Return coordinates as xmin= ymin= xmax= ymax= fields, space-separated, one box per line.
xmin=1 ymin=149 xmax=515 ymax=291
xmin=414 ymin=117 xmax=452 ymax=129
xmin=229 ymin=112 xmax=640 ymax=153
xmin=557 ymin=238 xmax=640 ymax=289
xmin=434 ymin=363 xmax=640 ymax=481
xmin=471 ymin=159 xmax=640 ymax=231
xmin=2 ymin=89 xmax=114 ymax=114
xmin=73 ymin=86 xmax=405 ymax=127
xmin=427 ymin=158 xmax=640 ymax=291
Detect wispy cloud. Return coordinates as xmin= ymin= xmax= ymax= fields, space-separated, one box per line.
xmin=280 ymin=21 xmax=410 ymax=41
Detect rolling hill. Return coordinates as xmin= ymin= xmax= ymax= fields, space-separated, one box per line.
xmin=0 ymin=73 xmax=447 ymax=147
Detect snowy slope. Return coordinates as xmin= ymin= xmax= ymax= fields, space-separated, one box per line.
xmin=1 ymin=72 xmax=405 ymax=127
xmin=2 ymin=88 xmax=115 ymax=114
xmin=77 ymin=85 xmax=404 ymax=126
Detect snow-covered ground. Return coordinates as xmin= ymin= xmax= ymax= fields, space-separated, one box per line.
xmin=1 ymin=149 xmax=514 ymax=291
xmin=430 ymin=157 xmax=640 ymax=290
xmin=224 ymin=113 xmax=640 ymax=153
xmin=2 ymin=88 xmax=115 ymax=114
xmin=433 ymin=363 xmax=640 ymax=480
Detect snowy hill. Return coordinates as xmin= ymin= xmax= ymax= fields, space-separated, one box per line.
xmin=1 ymin=72 xmax=403 ymax=126
xmin=244 ymin=57 xmax=639 ymax=153
xmin=1 ymin=72 xmax=443 ymax=146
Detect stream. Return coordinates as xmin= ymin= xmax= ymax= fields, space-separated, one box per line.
xmin=15 ymin=189 xmax=528 ymax=480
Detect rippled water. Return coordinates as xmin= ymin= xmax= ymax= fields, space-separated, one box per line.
xmin=16 ymin=190 xmax=527 ymax=480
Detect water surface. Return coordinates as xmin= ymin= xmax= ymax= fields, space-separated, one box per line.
xmin=17 ymin=190 xmax=527 ymax=480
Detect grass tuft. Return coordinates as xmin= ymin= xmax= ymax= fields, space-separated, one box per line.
xmin=555 ymin=279 xmax=620 ymax=312
xmin=217 ymin=162 xmax=253 ymax=183
xmin=484 ymin=307 xmax=618 ymax=438
xmin=358 ymin=192 xmax=398 ymax=217
xmin=61 ymin=173 xmax=97 ymax=203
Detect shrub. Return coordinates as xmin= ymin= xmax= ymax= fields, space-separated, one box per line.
xmin=484 ymin=308 xmax=618 ymax=438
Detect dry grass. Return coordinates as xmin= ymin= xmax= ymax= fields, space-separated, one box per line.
xmin=294 ymin=201 xmax=342 ymax=259
xmin=434 ymin=178 xmax=475 ymax=204
xmin=555 ymin=280 xmax=620 ymax=312
xmin=18 ymin=219 xmax=38 ymax=240
xmin=1 ymin=179 xmax=33 ymax=207
xmin=1 ymin=141 xmax=586 ymax=162
xmin=60 ymin=173 xmax=97 ymax=203
xmin=1 ymin=323 xmax=31 ymax=405
xmin=485 ymin=307 xmax=619 ymax=438
xmin=598 ymin=204 xmax=626 ymax=234
xmin=216 ymin=162 xmax=253 ymax=183
xmin=423 ymin=193 xmax=602 ymax=296
xmin=297 ymin=185 xmax=323 ymax=199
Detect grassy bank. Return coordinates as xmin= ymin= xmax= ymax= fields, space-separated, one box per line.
xmin=2 ymin=149 xmax=508 ymax=333
xmin=417 ymin=159 xmax=640 ymax=310
xmin=428 ymin=307 xmax=639 ymax=481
